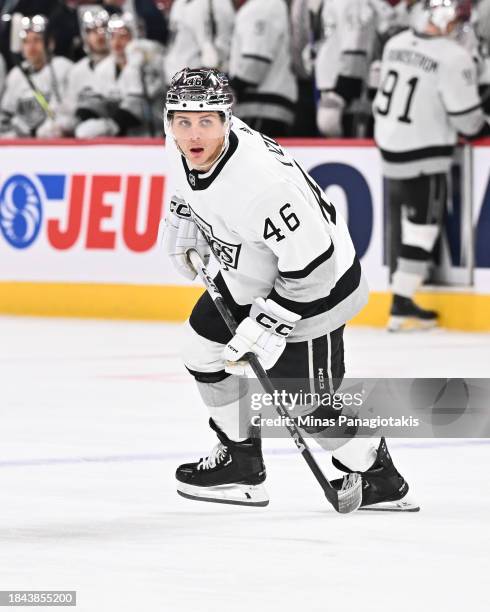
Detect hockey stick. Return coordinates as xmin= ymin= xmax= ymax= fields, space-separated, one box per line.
xmin=186 ymin=248 xmax=362 ymax=514
xmin=17 ymin=60 xmax=56 ymax=120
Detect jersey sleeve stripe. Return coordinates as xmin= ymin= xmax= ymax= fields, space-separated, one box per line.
xmin=447 ymin=102 xmax=483 ymax=117
xmin=268 ymin=256 xmax=362 ymax=318
xmin=241 ymin=54 xmax=273 ymax=64
xmin=238 ymin=91 xmax=297 ymax=111
xmin=279 ymin=243 xmax=335 ymax=280
xmin=342 ymin=50 xmax=368 ymax=56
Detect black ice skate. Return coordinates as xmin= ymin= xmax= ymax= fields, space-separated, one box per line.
xmin=387 ymin=295 xmax=438 ymax=332
xmin=331 ymin=438 xmax=420 ymax=512
xmin=176 ymin=419 xmax=268 ymax=507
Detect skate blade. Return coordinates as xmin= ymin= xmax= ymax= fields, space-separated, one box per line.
xmin=177 ymin=482 xmax=269 ymax=507
xmin=387 ymin=315 xmax=437 ymax=332
xmin=358 ymin=496 xmax=420 ymax=512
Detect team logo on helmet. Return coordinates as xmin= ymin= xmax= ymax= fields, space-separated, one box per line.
xmin=0 ymin=175 xmax=43 ymax=249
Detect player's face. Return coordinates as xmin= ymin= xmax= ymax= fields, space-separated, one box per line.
xmin=87 ymin=28 xmax=108 ymax=55
xmin=22 ymin=32 xmax=47 ymax=69
xmin=110 ymin=28 xmax=132 ymax=57
xmin=172 ymin=112 xmax=226 ymax=169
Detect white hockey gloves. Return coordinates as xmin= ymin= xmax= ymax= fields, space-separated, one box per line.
xmin=316 ymin=91 xmax=345 ymax=137
xmin=223 ymin=298 xmax=301 ymax=376
xmin=126 ymin=39 xmax=164 ymax=67
xmin=161 ymin=196 xmax=210 ymax=281
xmin=75 ymin=118 xmax=119 ymax=139
xmin=36 ymin=117 xmax=65 ymax=138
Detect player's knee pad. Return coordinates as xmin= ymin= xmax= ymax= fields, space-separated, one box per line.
xmin=195 ymin=374 xmax=247 ymax=407
xmin=401 ymin=217 xmax=439 ymax=252
xmin=181 ymin=319 xmax=226 ymax=375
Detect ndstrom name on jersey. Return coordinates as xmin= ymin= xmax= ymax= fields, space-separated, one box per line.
xmin=251 ymin=415 xmax=421 ymax=429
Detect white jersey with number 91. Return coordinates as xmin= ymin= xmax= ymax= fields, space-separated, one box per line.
xmin=374 ymin=28 xmax=484 ymax=178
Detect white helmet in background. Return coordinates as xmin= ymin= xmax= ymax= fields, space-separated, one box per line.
xmin=79 ymin=7 xmax=110 ymax=55
xmin=80 ymin=6 xmax=110 ymax=33
xmin=424 ymin=0 xmax=471 ymax=33
xmin=107 ymin=11 xmax=138 ymax=38
xmin=19 ymin=14 xmax=48 ymax=40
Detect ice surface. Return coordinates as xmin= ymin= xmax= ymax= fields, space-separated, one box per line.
xmin=0 ymin=317 xmax=489 ymax=612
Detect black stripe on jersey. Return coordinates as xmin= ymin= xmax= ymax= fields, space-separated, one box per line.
xmin=241 ymin=54 xmax=272 ymax=64
xmin=279 ymin=243 xmax=334 ymax=280
xmin=182 ymin=131 xmax=239 ymax=191
xmin=268 ymin=256 xmax=362 ymax=319
xmin=447 ymin=102 xmax=482 ymax=116
xmin=342 ymin=50 xmax=367 ymax=56
xmin=239 ymin=92 xmax=296 ymax=112
xmin=379 ymin=145 xmax=454 ymax=163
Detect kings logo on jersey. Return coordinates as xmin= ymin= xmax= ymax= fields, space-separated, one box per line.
xmin=191 ymin=209 xmax=241 ymax=271
xmin=0 ymin=173 xmax=165 ymax=252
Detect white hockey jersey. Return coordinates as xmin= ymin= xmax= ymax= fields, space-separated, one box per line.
xmin=229 ymin=0 xmax=298 ymax=125
xmin=374 ymin=29 xmax=485 ymax=178
xmin=0 ymin=56 xmax=73 ymax=137
xmin=392 ymin=1 xmax=427 ymax=32
xmin=63 ymin=56 xmax=106 ymax=132
xmin=0 ymin=54 xmax=6 ymax=101
xmin=165 ymin=0 xmax=235 ymax=83
xmin=166 ymin=118 xmax=368 ymax=340
xmin=315 ymin=0 xmax=395 ymax=92
xmin=80 ymin=49 xmax=165 ymax=136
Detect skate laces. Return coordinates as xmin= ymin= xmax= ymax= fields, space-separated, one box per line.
xmin=341 ymin=473 xmax=359 ymax=491
xmin=197 ymin=443 xmax=228 ymax=470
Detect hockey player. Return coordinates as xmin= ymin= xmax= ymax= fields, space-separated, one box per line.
xmin=162 ymin=67 xmax=419 ymax=511
xmin=392 ymin=0 xmax=426 ymax=30
xmin=315 ymin=0 xmax=396 ymax=138
xmin=0 ymin=53 xmax=6 ymax=101
xmin=75 ymin=12 xmax=165 ymax=138
xmin=164 ymin=0 xmax=235 ymax=84
xmin=229 ymin=0 xmax=298 ymax=136
xmin=61 ymin=7 xmax=111 ymax=135
xmin=374 ymin=0 xmax=489 ymax=331
xmin=473 ymin=0 xmax=490 ymax=98
xmin=0 ymin=15 xmax=72 ymax=138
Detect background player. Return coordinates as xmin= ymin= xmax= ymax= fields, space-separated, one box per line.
xmin=374 ymin=0 xmax=490 ymax=331
xmin=164 ymin=0 xmax=235 ymax=83
xmin=62 ymin=6 xmax=111 ymax=136
xmin=314 ymin=0 xmax=396 ymax=138
xmin=0 ymin=14 xmax=72 ymax=138
xmin=75 ymin=12 xmax=165 ymax=138
xmin=229 ymin=0 xmax=298 ymax=136
xmin=162 ymin=67 xmax=418 ymax=512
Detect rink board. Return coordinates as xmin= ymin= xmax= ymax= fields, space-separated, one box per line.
xmin=1 ymin=138 xmax=489 ymax=330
